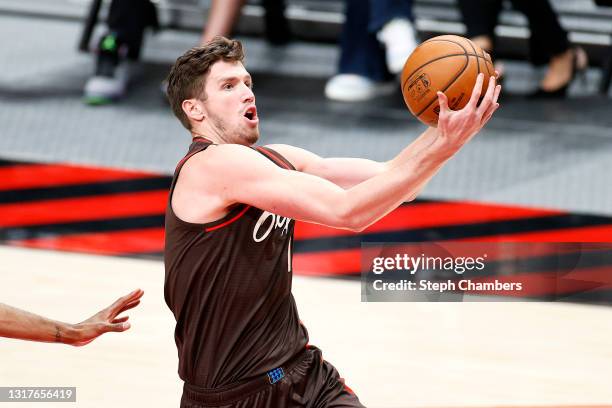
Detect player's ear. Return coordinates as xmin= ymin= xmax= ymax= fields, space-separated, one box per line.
xmin=182 ymin=99 xmax=206 ymax=122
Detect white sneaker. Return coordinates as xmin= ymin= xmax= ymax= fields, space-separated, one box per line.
xmin=377 ymin=18 xmax=418 ymax=74
xmin=84 ymin=33 xmax=134 ymax=104
xmin=84 ymin=62 xmax=133 ymax=104
xmin=324 ymin=74 xmax=395 ymax=102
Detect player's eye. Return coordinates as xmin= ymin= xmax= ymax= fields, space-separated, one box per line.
xmin=223 ymin=83 xmax=233 ymax=90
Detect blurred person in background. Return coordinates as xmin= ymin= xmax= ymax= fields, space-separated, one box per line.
xmin=457 ymin=0 xmax=588 ymax=98
xmin=84 ymin=0 xmax=289 ymax=104
xmin=0 ymin=289 xmax=143 ymax=346
xmin=325 ymin=0 xmax=418 ymax=102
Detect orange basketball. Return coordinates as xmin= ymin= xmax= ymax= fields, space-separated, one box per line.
xmin=400 ymin=35 xmax=494 ymax=127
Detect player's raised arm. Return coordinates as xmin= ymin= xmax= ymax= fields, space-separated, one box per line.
xmin=266 ymin=73 xmax=500 ymax=192
xmin=187 ymin=90 xmax=493 ymax=231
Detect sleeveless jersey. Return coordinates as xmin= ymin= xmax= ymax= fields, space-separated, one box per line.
xmin=164 ymin=137 xmax=309 ymax=389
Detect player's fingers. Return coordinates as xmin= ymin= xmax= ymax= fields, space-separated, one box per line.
xmin=437 ymin=91 xmax=449 ymax=113
xmin=492 ymin=84 xmax=502 ymax=104
xmin=112 ymin=316 xmax=129 ymax=324
xmin=477 ymin=76 xmax=496 ymax=116
xmin=481 ymin=103 xmax=500 ymax=127
xmin=468 ymin=73 xmax=484 ymax=108
xmin=436 ymin=92 xmax=450 ymax=133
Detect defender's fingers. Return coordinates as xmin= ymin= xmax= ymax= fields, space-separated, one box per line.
xmin=107 ymin=322 xmax=131 ymax=332
xmin=110 ymin=289 xmax=144 ymax=314
xmin=116 ymin=300 xmax=141 ymax=315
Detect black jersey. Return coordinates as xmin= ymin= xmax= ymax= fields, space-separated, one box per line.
xmin=164 ymin=137 xmax=309 ymax=389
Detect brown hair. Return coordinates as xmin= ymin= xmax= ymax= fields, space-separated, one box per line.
xmin=166 ymin=36 xmax=245 ymax=130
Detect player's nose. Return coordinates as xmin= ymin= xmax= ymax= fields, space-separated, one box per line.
xmin=241 ymin=83 xmax=255 ymax=103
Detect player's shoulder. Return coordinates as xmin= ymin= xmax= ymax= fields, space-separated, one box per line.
xmin=182 ymin=143 xmax=276 ymax=184
xmin=262 ymin=144 xmax=320 ymax=172
xmin=186 ymin=143 xmax=257 ymax=168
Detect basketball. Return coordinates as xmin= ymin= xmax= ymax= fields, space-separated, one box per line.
xmin=401 ymin=35 xmax=494 ymax=127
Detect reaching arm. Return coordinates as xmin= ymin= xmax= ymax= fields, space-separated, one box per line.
xmin=0 ymin=289 xmax=143 ymax=346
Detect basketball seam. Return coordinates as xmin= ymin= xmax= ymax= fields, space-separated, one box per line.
xmin=465 ymin=39 xmax=481 ymax=75
xmin=402 ymin=39 xmax=472 ymax=88
xmin=402 ymin=52 xmax=490 ymax=88
xmin=408 ymin=39 xmax=471 ymax=118
xmin=402 ymin=38 xmax=487 ymax=89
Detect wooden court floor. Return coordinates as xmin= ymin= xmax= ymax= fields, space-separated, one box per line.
xmin=1 ymin=246 xmax=611 ymax=407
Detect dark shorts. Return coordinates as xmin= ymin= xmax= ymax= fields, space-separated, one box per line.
xmin=180 ymin=346 xmax=365 ymax=408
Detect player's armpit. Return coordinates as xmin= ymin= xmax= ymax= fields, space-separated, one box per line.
xmin=196 ymin=144 xmax=360 ymax=231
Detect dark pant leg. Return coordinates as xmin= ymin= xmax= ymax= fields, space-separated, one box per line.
xmin=338 ymin=0 xmax=390 ymax=81
xmin=509 ymin=0 xmax=569 ymax=65
xmin=368 ymin=0 xmax=414 ymax=33
xmin=106 ymin=0 xmax=158 ymax=59
xmin=303 ymin=348 xmax=365 ymax=408
xmin=456 ymin=0 xmax=503 ymax=47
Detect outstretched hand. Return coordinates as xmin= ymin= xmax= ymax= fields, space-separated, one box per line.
xmin=435 ymin=72 xmax=501 ymax=154
xmin=68 ymin=289 xmax=144 ymax=347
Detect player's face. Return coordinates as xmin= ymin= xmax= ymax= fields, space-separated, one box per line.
xmin=203 ymin=60 xmax=259 ymax=145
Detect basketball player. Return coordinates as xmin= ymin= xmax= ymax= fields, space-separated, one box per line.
xmin=164 ymin=37 xmax=500 ymax=407
xmin=0 ymin=289 xmax=143 ymax=346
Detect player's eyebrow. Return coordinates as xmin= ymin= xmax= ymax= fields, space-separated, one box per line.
xmin=216 ymin=74 xmax=252 ymax=84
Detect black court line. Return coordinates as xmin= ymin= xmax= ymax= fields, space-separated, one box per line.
xmin=0 ymin=159 xmax=32 ymax=167
xmin=0 ymin=215 xmax=165 ymax=241
xmin=0 ymin=177 xmax=172 ymax=204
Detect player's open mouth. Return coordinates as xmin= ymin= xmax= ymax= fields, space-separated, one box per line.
xmin=243 ymin=106 xmax=258 ymax=125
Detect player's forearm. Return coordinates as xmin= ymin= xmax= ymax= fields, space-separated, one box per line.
xmin=341 ymin=136 xmax=453 ymax=231
xmin=385 ymin=127 xmax=440 ymax=171
xmin=0 ymin=303 xmax=77 ymax=344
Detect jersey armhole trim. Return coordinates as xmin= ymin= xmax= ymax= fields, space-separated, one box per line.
xmin=204 ymin=205 xmax=251 ymax=232
xmin=168 ymin=144 xmax=252 ymax=232
xmin=255 ymin=146 xmax=296 ymax=170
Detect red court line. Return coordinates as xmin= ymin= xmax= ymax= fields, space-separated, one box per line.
xmin=0 ymin=190 xmax=168 ymax=227
xmin=0 ymin=163 xmax=157 ymax=191
xmin=460 ymin=225 xmax=612 ymax=242
xmin=8 ymin=228 xmax=165 ymax=255
xmin=294 ymin=202 xmax=562 ymax=240
xmin=294 ymin=249 xmax=361 ymax=276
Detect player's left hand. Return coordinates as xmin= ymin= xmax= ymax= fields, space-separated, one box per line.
xmin=68 ymin=289 xmax=144 ymax=347
xmin=434 ymin=72 xmax=502 ymax=152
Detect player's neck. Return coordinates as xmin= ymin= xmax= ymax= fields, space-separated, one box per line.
xmin=190 ymin=124 xmax=225 ymax=144
xmin=191 ymin=131 xmax=219 ymax=144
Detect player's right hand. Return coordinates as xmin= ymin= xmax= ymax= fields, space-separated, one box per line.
xmin=434 ymin=72 xmax=501 ymax=154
